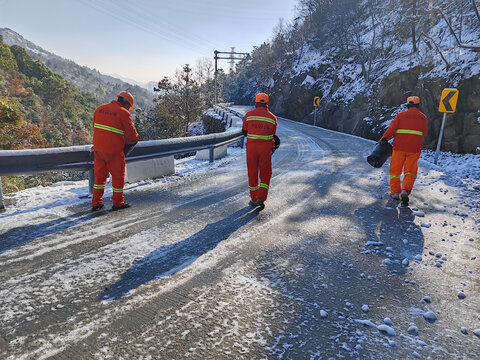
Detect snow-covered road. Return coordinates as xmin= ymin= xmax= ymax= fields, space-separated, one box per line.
xmin=0 ymin=110 xmax=479 ymax=359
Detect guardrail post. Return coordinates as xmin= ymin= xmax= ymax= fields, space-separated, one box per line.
xmin=0 ymin=177 xmax=5 ymax=212
xmin=88 ymin=168 xmax=94 ymax=194
xmin=209 ymin=146 xmax=215 ymax=163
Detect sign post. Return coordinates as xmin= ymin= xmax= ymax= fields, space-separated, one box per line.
xmin=313 ymin=96 xmax=320 ymax=126
xmin=434 ymin=88 xmax=459 ymax=164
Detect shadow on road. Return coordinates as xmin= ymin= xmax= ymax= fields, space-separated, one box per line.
xmin=101 ymin=205 xmax=262 ymax=301
xmin=0 ymin=209 xmax=108 ymax=254
xmin=355 ymin=198 xmax=424 ymax=275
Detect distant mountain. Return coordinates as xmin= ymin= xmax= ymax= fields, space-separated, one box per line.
xmin=0 ymin=28 xmax=155 ymax=109
xmin=0 ymin=35 xmax=98 ymax=149
xmin=108 ymin=73 xmax=157 ymax=92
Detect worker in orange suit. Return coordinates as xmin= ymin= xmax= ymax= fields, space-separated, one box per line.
xmin=242 ymin=92 xmax=278 ymax=209
xmin=91 ymin=91 xmax=139 ymax=211
xmin=380 ymin=96 xmax=428 ymax=204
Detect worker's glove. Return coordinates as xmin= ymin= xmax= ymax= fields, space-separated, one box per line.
xmin=379 ymin=138 xmax=388 ymax=145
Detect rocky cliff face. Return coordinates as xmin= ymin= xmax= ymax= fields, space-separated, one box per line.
xmin=268 ymin=68 xmax=480 ymax=153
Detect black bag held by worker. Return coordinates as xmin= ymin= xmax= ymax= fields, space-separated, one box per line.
xmin=367 ymin=140 xmax=392 ymax=168
xmin=272 ymin=135 xmax=281 ymax=154
xmin=124 ymin=142 xmax=137 ymax=157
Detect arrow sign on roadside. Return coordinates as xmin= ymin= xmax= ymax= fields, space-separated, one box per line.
xmin=438 ymin=88 xmax=459 ymax=113
xmin=313 ymin=96 xmax=320 ymax=107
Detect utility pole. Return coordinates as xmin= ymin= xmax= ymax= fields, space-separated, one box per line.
xmin=229 ymin=47 xmax=236 ymax=73
xmin=214 ymin=49 xmax=249 ymax=105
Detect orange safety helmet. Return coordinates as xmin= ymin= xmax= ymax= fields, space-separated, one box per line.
xmin=117 ymin=91 xmax=135 ymax=110
xmin=406 ymin=96 xmax=420 ymax=105
xmin=255 ymin=92 xmax=269 ymax=104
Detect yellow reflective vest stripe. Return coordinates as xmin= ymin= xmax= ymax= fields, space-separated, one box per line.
xmin=94 ymin=123 xmax=125 ymax=135
xmin=246 ymin=116 xmax=277 ymax=125
xmin=396 ymin=129 xmax=423 ymax=136
xmin=247 ymin=134 xmax=274 ymax=140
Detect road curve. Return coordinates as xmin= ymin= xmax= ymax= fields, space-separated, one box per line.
xmin=0 ymin=110 xmax=478 ymax=359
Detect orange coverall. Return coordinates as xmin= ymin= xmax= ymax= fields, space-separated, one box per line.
xmin=92 ymin=100 xmax=139 ymax=207
xmin=242 ymin=106 xmax=278 ymax=202
xmin=382 ymin=107 xmax=428 ymax=195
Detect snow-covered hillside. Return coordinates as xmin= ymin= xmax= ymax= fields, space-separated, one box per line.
xmin=228 ymin=0 xmax=480 ymax=153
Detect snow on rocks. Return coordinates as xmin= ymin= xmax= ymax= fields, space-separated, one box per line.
xmin=423 ymin=296 xmax=431 ymax=303
xmin=423 ymin=310 xmax=437 ymax=322
xmin=461 ymin=327 xmax=468 ymax=335
xmin=366 ymin=241 xmax=384 ymax=246
xmin=408 ymin=323 xmax=419 ymax=336
xmin=320 ymin=309 xmax=328 ymax=318
xmin=356 ymin=319 xmax=376 ymax=328
xmin=361 ymin=304 xmax=370 ymax=312
xmin=377 ymin=324 xmax=396 ymax=336
xmin=474 ymin=329 xmax=480 ymax=338
xmin=384 ymin=317 xmax=393 ymax=326
xmin=457 ymin=291 xmax=466 ymax=299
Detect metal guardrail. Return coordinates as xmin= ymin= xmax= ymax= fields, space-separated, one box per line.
xmin=0 ymin=119 xmax=244 ymax=210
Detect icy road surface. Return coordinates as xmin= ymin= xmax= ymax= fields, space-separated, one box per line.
xmin=0 ymin=108 xmax=479 ymax=359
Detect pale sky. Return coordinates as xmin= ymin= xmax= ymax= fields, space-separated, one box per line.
xmin=0 ymin=0 xmax=298 ymax=84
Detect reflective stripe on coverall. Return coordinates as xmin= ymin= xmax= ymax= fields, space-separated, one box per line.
xmin=382 ymin=107 xmax=428 ymax=195
xmin=92 ymin=100 xmax=139 ymax=207
xmin=389 ymin=151 xmax=420 ymax=195
xmin=93 ymin=152 xmax=127 ymax=207
xmin=242 ymin=109 xmax=278 ymax=202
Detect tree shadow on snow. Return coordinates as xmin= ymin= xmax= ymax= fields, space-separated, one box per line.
xmin=354 ymin=198 xmax=425 ymax=275
xmin=100 ymin=205 xmax=261 ymax=301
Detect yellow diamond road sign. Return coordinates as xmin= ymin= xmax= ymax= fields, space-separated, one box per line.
xmin=439 ymin=88 xmax=459 ymax=113
xmin=313 ymin=96 xmax=320 ymax=107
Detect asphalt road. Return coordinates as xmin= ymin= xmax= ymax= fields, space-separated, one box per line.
xmin=0 ymin=109 xmax=478 ymax=359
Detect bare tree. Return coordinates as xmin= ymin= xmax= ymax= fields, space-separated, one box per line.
xmin=419 ymin=32 xmax=450 ymax=69
xmin=439 ymin=7 xmax=480 ymax=50
xmin=411 ymin=0 xmax=418 ymax=52
xmin=473 ymin=0 xmax=480 ymax=23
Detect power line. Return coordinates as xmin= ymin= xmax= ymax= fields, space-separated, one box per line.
xmin=78 ymin=0 xmax=215 ymax=53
